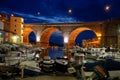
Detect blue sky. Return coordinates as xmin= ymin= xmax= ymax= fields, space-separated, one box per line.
xmin=0 ymin=0 xmax=120 ymax=23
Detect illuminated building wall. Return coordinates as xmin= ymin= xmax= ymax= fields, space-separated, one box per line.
xmin=0 ymin=21 xmax=4 ymax=43
xmin=0 ymin=13 xmax=8 ymax=22
xmin=10 ymin=15 xmax=24 ymax=43
xmin=23 ymin=27 xmax=33 ymax=44
xmin=0 ymin=13 xmax=10 ymax=43
xmin=102 ymin=19 xmax=120 ymax=47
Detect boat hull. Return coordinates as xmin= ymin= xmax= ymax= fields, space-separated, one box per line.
xmin=24 ymin=68 xmax=40 ymax=75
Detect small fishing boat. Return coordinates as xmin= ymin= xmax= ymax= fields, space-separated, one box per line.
xmin=19 ymin=60 xmax=41 ymax=75
xmin=40 ymin=56 xmax=54 ymax=73
xmin=0 ymin=63 xmax=20 ymax=80
xmin=55 ymin=57 xmax=69 ymax=73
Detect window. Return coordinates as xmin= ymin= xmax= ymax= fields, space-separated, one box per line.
xmin=15 ymin=19 xmax=17 ymax=22
xmin=14 ymin=29 xmax=16 ymax=32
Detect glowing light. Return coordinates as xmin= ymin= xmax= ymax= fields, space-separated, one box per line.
xmin=68 ymin=9 xmax=72 ymax=14
xmin=12 ymin=35 xmax=19 ymax=43
xmin=37 ymin=36 xmax=40 ymax=42
xmin=64 ymin=56 xmax=67 ymax=59
xmin=96 ymin=33 xmax=102 ymax=40
xmin=37 ymin=12 xmax=40 ymax=15
xmin=11 ymin=14 xmax=14 ymax=16
xmin=64 ymin=36 xmax=68 ymax=43
xmin=97 ymin=33 xmax=101 ymax=37
xmin=105 ymin=5 xmax=110 ymax=11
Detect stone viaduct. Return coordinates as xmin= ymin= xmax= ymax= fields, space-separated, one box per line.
xmin=23 ymin=20 xmax=120 ymax=49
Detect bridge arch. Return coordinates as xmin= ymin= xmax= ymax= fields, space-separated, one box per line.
xmin=28 ymin=31 xmax=36 ymax=44
xmin=40 ymin=27 xmax=59 ymax=48
xmin=23 ymin=27 xmax=36 ymax=44
xmin=68 ymin=27 xmax=99 ymax=48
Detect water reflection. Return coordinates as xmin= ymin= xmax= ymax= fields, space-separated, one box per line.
xmin=48 ymin=47 xmax=64 ymax=59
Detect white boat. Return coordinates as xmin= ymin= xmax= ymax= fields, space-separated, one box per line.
xmin=41 ymin=56 xmax=54 ymax=72
xmin=19 ymin=60 xmax=41 ymax=75
xmin=55 ymin=58 xmax=69 ymax=73
xmin=4 ymin=51 xmax=26 ymax=66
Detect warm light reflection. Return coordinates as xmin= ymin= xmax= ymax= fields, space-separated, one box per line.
xmin=40 ymin=27 xmax=58 ymax=48
xmin=37 ymin=36 xmax=40 ymax=42
xmin=64 ymin=36 xmax=68 ymax=43
xmin=12 ymin=35 xmax=19 ymax=43
xmin=97 ymin=33 xmax=101 ymax=37
xmin=96 ymin=33 xmax=102 ymax=40
xmin=23 ymin=28 xmax=33 ymax=43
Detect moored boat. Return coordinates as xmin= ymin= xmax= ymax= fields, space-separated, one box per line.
xmin=19 ymin=60 xmax=41 ymax=75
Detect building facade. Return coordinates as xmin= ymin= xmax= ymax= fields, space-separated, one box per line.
xmin=0 ymin=13 xmax=10 ymax=43
xmin=10 ymin=15 xmax=24 ymax=43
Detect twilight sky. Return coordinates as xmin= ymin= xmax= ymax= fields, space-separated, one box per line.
xmin=0 ymin=0 xmax=120 ymax=23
